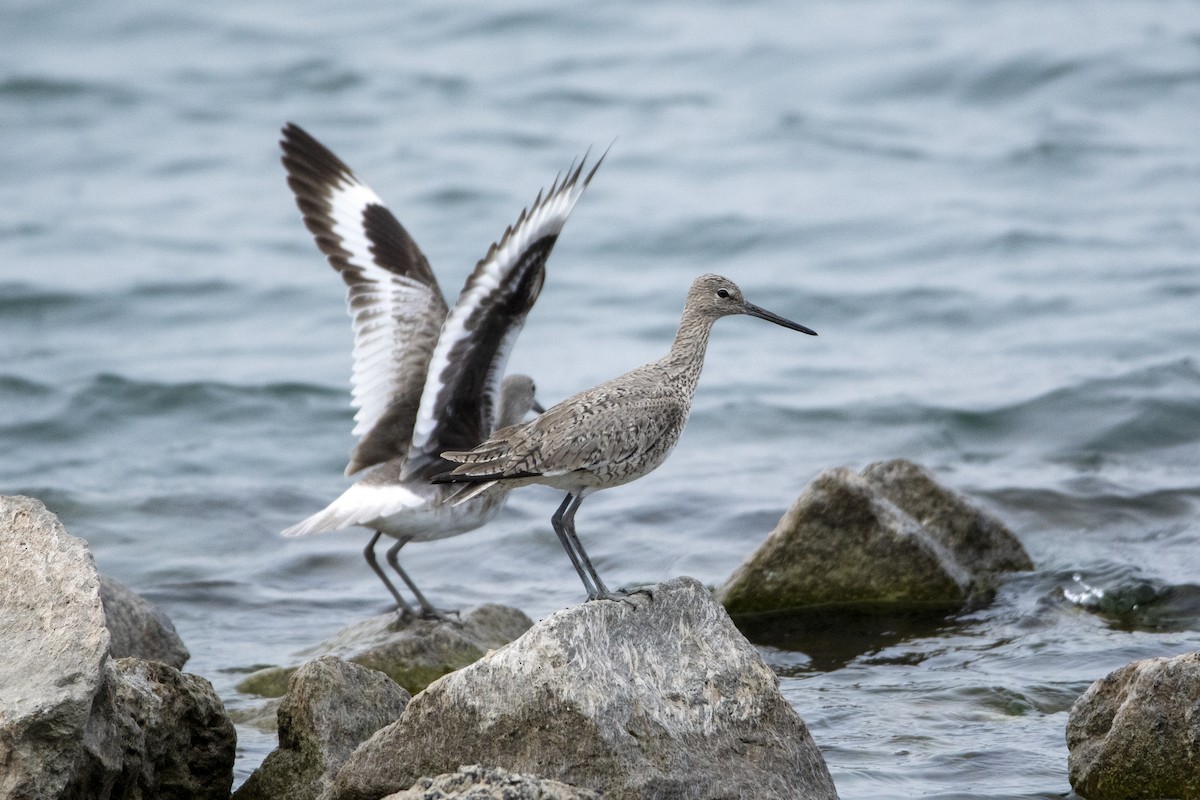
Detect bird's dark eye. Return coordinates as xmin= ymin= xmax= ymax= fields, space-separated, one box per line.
xmin=716 ymin=288 xmax=730 ymax=298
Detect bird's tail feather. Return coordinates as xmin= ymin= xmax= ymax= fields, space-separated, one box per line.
xmin=445 ymin=480 xmax=498 ymax=507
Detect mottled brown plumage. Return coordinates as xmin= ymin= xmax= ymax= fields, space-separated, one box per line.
xmin=434 ymin=273 xmax=816 ymax=600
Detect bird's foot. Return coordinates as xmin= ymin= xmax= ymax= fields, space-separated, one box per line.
xmin=587 ymin=586 xmax=653 ymax=607
xmin=625 ymin=584 xmax=655 ymax=601
xmin=418 ymin=605 xmax=461 ymax=624
xmin=392 ymin=604 xmax=420 ymax=623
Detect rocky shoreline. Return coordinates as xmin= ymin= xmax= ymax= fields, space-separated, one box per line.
xmin=3 ymin=460 xmax=1195 ymax=799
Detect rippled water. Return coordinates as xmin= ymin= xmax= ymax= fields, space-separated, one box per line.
xmin=4 ymin=1 xmax=1200 ymax=796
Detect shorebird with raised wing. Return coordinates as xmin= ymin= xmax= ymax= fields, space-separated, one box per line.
xmin=279 ymin=123 xmax=602 ymax=616
xmin=434 ymin=273 xmax=816 ymax=601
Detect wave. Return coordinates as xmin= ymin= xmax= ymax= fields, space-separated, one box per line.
xmin=820 ymin=358 xmax=1200 ymax=457
xmin=0 ymin=279 xmax=239 ymax=313
xmin=0 ymin=75 xmax=140 ymax=106
xmin=0 ymin=372 xmax=344 ymax=442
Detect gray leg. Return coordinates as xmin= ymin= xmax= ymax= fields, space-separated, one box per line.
xmin=364 ymin=531 xmax=416 ymax=616
xmin=552 ymin=492 xmax=613 ymax=601
xmin=384 ymin=536 xmax=447 ymax=620
xmin=559 ymin=493 xmax=612 ymax=599
xmin=552 ymin=493 xmax=598 ymax=599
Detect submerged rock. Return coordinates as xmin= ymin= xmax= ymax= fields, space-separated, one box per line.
xmin=332 ymin=577 xmax=838 ymax=800
xmin=383 ymin=765 xmax=601 ymax=800
xmin=0 ymin=495 xmax=235 ymax=799
xmin=720 ymin=459 xmax=1032 ymax=614
xmin=100 ymin=572 xmax=191 ymax=669
xmin=235 ymin=656 xmax=410 ymax=800
xmin=238 ymin=603 xmax=534 ymax=699
xmin=1067 ymin=651 xmax=1200 ymax=799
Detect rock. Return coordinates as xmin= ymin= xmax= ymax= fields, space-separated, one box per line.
xmin=236 ymin=666 xmax=295 ymax=699
xmin=227 ymin=698 xmax=283 ymax=733
xmin=234 ymin=656 xmax=411 ymax=800
xmin=100 ymin=573 xmax=191 ymax=669
xmin=0 ymin=495 xmax=236 ymax=800
xmin=1066 ymin=651 xmax=1200 ymax=799
xmin=0 ymin=495 xmax=110 ymax=799
xmin=719 ymin=459 xmax=1032 ymax=614
xmin=72 ymin=657 xmax=236 ymax=799
xmin=860 ymin=459 xmax=1032 ymax=575
xmin=383 ymin=765 xmax=601 ymax=800
xmin=332 ymin=577 xmax=838 ymax=800
xmin=238 ymin=604 xmax=533 ymax=699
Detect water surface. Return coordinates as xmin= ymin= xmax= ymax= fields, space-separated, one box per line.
xmin=3 ymin=1 xmax=1199 ymax=796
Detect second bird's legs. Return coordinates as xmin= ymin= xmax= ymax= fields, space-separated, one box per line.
xmin=363 ymin=530 xmax=417 ymax=616
xmin=385 ymin=536 xmax=446 ymax=619
xmin=363 ymin=531 xmax=445 ymax=619
xmin=551 ymin=492 xmax=613 ymax=600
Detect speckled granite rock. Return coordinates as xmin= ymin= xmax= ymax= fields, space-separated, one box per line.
xmin=382 ymin=765 xmax=601 ymax=800
xmin=0 ymin=495 xmax=110 ymax=798
xmin=332 ymin=577 xmax=838 ymax=800
xmin=0 ymin=495 xmax=234 ymax=800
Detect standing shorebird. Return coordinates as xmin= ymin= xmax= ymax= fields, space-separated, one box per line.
xmin=433 ymin=273 xmax=816 ymax=601
xmin=278 ymin=122 xmax=602 ymax=616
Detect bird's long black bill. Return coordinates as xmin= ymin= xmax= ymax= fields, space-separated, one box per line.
xmin=744 ymin=301 xmax=817 ymax=336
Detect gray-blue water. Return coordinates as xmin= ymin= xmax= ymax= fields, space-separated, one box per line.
xmin=4 ymin=1 xmax=1200 ymax=796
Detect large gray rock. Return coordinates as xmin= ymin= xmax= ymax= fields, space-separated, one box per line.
xmin=332 ymin=577 xmax=839 ymax=800
xmin=235 ymin=656 xmax=411 ymax=800
xmin=238 ymin=604 xmax=533 ymax=699
xmin=1067 ymin=651 xmax=1200 ymax=799
xmin=720 ymin=459 xmax=1032 ymax=614
xmin=383 ymin=765 xmax=601 ymax=799
xmin=0 ymin=495 xmax=236 ymax=800
xmin=100 ymin=573 xmax=190 ymax=669
xmin=0 ymin=495 xmax=110 ymax=799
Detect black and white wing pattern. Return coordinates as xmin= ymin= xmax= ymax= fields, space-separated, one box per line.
xmin=280 ymin=123 xmax=449 ymax=475
xmin=403 ymin=151 xmax=605 ymax=481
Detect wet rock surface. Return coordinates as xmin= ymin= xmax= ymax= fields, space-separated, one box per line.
xmin=720 ymin=459 xmax=1032 ymax=615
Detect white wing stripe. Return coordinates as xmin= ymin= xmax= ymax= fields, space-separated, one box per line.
xmin=347 ymin=275 xmax=432 ymax=437
xmin=306 ymin=164 xmax=443 ymax=442
xmin=410 ymin=161 xmax=598 ymax=451
xmin=313 ymin=173 xmax=412 ymax=439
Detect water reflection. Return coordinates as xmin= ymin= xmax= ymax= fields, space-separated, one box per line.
xmin=734 ymin=603 xmax=962 ymax=673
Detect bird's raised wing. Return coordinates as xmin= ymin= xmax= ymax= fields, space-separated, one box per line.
xmin=280 ymin=123 xmax=449 ymax=475
xmin=403 ymin=150 xmax=605 ymax=481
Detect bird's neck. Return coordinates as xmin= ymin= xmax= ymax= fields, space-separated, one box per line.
xmin=661 ymin=307 xmax=717 ymax=389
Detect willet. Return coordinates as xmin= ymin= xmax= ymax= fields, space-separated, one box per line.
xmin=278 ymin=122 xmax=602 ymax=616
xmin=433 ymin=273 xmax=816 ymax=601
